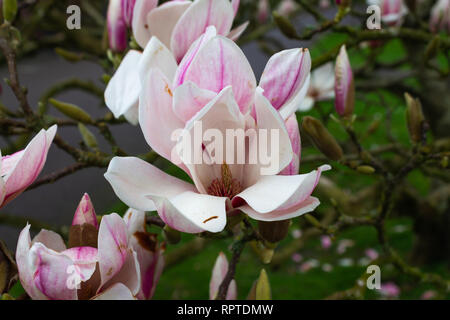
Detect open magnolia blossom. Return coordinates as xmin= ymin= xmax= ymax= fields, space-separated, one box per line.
xmin=298 ymin=63 xmax=335 ymax=112
xmin=367 ymin=0 xmax=408 ymax=27
xmin=16 ymin=194 xmax=164 ymax=300
xmin=430 ymin=0 xmax=450 ymax=33
xmin=104 ymin=27 xmax=329 ymax=234
xmin=209 ymin=252 xmax=237 ymax=300
xmin=0 ymin=125 xmax=57 ymax=209
xmin=105 ymin=0 xmax=247 ymax=124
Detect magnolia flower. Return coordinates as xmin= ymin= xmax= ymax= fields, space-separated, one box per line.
xmin=105 ymin=27 xmax=329 ymax=234
xmin=430 ymin=0 xmax=450 ymax=33
xmin=320 ymin=235 xmax=332 ymax=250
xmin=209 ymin=252 xmax=237 ymax=300
xmin=277 ymin=0 xmax=299 ymax=17
xmin=368 ymin=0 xmax=408 ymax=27
xmin=334 ymin=45 xmax=354 ymax=117
xmin=105 ymin=0 xmax=247 ymax=124
xmin=298 ymin=63 xmax=335 ymax=112
xmin=380 ymin=282 xmax=400 ymax=298
xmin=0 ymin=125 xmax=57 ymax=209
xmin=16 ymin=194 xmax=164 ymax=300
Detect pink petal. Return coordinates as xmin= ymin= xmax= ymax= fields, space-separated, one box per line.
xmin=107 ymin=0 xmax=128 ymax=52
xmin=259 ymin=48 xmax=311 ymax=119
xmin=147 ymin=1 xmax=192 ymax=49
xmin=138 ymin=68 xmax=187 ymax=166
xmin=32 ymin=229 xmax=66 ymax=252
xmin=97 ymin=213 xmax=131 ymax=290
xmin=174 ymin=25 xmax=218 ymax=87
xmin=177 ymin=87 xmax=245 ymax=193
xmin=234 ymin=165 xmax=331 ymax=214
xmin=1 ymin=125 xmax=57 ymax=207
xmin=72 ymin=193 xmax=98 ymax=228
xmin=29 ymin=243 xmax=78 ymax=300
xmin=175 ymin=35 xmax=256 ymax=114
xmin=132 ymin=0 xmax=159 ymax=48
xmin=209 ymin=252 xmax=237 ymax=300
xmin=104 ymin=157 xmax=227 ymax=233
xmin=105 ymin=157 xmax=195 ymax=212
xmin=227 ymin=21 xmax=249 ymax=41
xmin=153 ymin=191 xmax=228 ymax=233
xmin=104 ymin=50 xmax=142 ymax=124
xmin=172 ymin=81 xmax=217 ymax=122
xmin=61 ymin=246 xmax=98 ymax=282
xmin=93 ymin=283 xmax=136 ymax=300
xmin=279 ymin=114 xmax=301 ymax=176
xmin=124 ymin=210 xmax=165 ymax=299
xmin=240 ymin=196 xmax=320 ymax=221
xmin=138 ymin=36 xmax=178 ymax=85
xmin=16 ymin=225 xmax=48 ymax=300
xmin=171 ymin=0 xmax=235 ymax=62
xmin=249 ymin=89 xmax=294 ymax=177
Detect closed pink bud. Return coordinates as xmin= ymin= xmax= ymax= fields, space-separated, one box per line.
xmin=72 ymin=193 xmax=98 ymax=229
xmin=277 ymin=0 xmax=299 ymax=17
xmin=257 ymin=0 xmax=270 ymax=23
xmin=334 ymin=45 xmax=355 ymax=117
xmin=107 ymin=0 xmax=128 ymax=52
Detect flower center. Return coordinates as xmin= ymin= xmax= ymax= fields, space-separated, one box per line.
xmin=207 ymin=164 xmax=242 ymax=199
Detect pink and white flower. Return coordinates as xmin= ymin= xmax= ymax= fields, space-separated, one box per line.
xmin=105 ymin=0 xmax=247 ymax=124
xmin=298 ymin=63 xmax=335 ymax=112
xmin=430 ymin=0 xmax=450 ymax=33
xmin=16 ymin=194 xmax=164 ymax=300
xmin=0 ymin=125 xmax=57 ymax=209
xmin=368 ymin=0 xmax=408 ymax=27
xmin=209 ymin=252 xmax=237 ymax=300
xmin=257 ymin=0 xmax=270 ymax=23
xmin=277 ymin=0 xmax=299 ymax=17
xmin=105 ymin=27 xmax=329 ymax=234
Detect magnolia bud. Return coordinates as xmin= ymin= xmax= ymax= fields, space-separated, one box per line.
xmin=54 ymin=47 xmax=83 ymax=62
xmin=356 ymin=165 xmax=376 ymax=174
xmin=78 ymin=123 xmax=98 ymax=149
xmin=49 ymin=98 xmax=93 ymax=124
xmin=335 ymin=45 xmax=355 ymax=117
xmin=257 ymin=0 xmax=270 ymax=24
xmin=405 ymin=93 xmax=425 ymax=144
xmin=258 ymin=220 xmax=291 ymax=243
xmin=107 ymin=0 xmax=127 ymax=52
xmin=273 ymin=12 xmax=299 ymax=39
xmin=256 ymin=269 xmax=271 ymax=300
xmin=3 ymin=0 xmax=17 ymax=23
xmin=163 ymin=225 xmax=181 ymax=245
xmin=69 ymin=194 xmax=99 ymax=248
xmin=302 ymin=116 xmax=343 ymax=161
xmin=246 ymin=269 xmax=272 ymax=300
